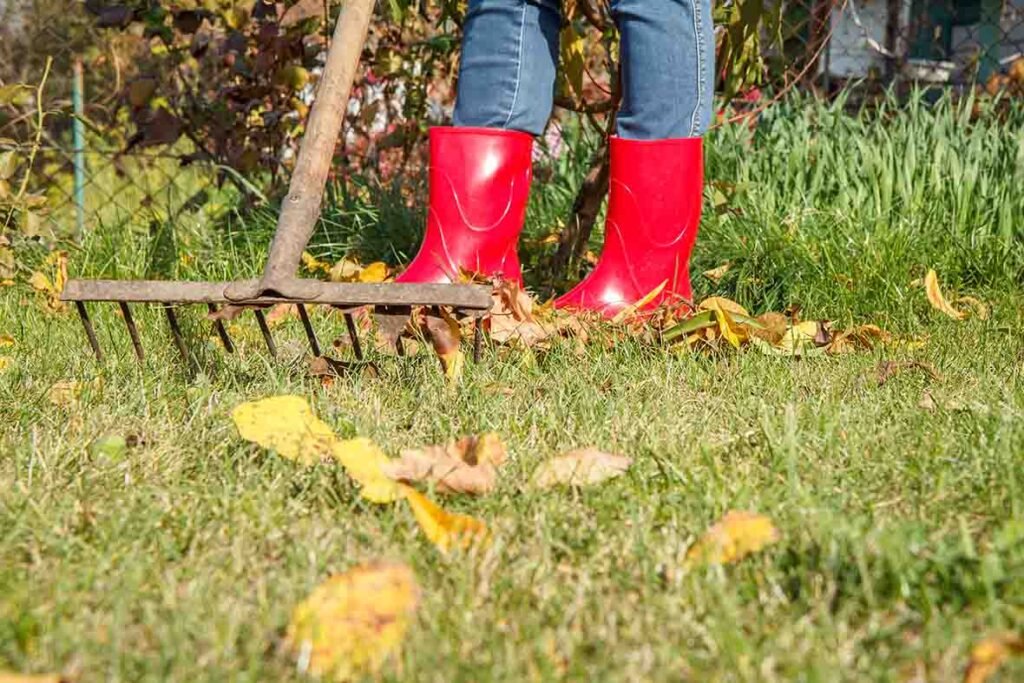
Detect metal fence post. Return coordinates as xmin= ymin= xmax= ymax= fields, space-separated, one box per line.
xmin=72 ymin=56 xmax=86 ymax=242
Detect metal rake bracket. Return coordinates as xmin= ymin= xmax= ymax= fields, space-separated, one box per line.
xmin=63 ymin=278 xmax=493 ymax=368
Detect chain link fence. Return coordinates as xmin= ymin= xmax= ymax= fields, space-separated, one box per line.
xmin=4 ymin=0 xmax=1024 ymax=259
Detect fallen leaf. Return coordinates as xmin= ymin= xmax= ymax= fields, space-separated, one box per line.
xmin=963 ymin=633 xmax=1024 ymax=683
xmin=702 ymin=263 xmax=731 ymax=283
xmin=0 ymin=673 xmax=65 ymax=683
xmin=28 ymin=250 xmax=68 ymax=312
xmin=231 ymin=396 xmax=399 ymax=502
xmin=610 ymin=280 xmax=667 ymax=324
xmin=357 ymin=262 xmax=388 ymax=283
xmin=284 ymin=563 xmax=419 ymax=681
xmin=301 ymin=251 xmax=331 ymax=275
xmin=382 ymin=433 xmax=507 ymax=495
xmin=826 ymin=324 xmax=892 ymax=354
xmin=924 ymin=269 xmax=966 ymax=320
xmin=875 ymin=360 xmax=941 ymax=386
xmin=752 ymin=312 xmax=788 ymax=344
xmin=266 ymin=303 xmax=298 ymax=325
xmin=0 ymin=334 xmax=14 ymax=347
xmin=531 ymin=448 xmax=632 ymax=489
xmin=708 ymin=301 xmax=745 ymax=348
xmin=206 ymin=304 xmax=247 ymax=321
xmin=329 ymin=258 xmax=361 ymax=282
xmin=48 ymin=379 xmax=84 ymax=407
xmin=424 ymin=309 xmax=463 ymax=383
xmin=401 ymin=485 xmax=490 ymax=552
xmin=685 ymin=510 xmax=780 ymax=566
xmin=698 ymin=296 xmax=749 ymax=317
xmin=918 ymin=391 xmax=937 ymax=411
xmin=488 ymin=279 xmax=553 ymax=347
xmin=0 ymin=357 xmax=10 ymax=372
xmin=955 ymin=295 xmax=990 ymax=321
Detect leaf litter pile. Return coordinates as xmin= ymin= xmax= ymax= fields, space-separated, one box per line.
xmin=6 ymin=257 xmax=1010 ymax=682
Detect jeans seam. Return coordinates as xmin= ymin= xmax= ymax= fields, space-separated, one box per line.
xmin=689 ymin=1 xmax=706 ymax=136
xmin=501 ymin=2 xmax=529 ymax=129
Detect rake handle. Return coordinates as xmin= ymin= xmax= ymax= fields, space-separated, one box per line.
xmin=230 ymin=0 xmax=375 ymax=300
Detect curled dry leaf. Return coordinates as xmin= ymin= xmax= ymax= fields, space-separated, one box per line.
xmin=963 ymin=633 xmax=1024 ymax=683
xmin=401 ymin=485 xmax=490 ymax=552
xmin=826 ymin=324 xmax=892 ymax=354
xmin=752 ymin=312 xmax=789 ymax=344
xmin=423 ymin=309 xmax=464 ymax=383
xmin=532 ymin=448 xmax=632 ymax=489
xmin=284 ymin=563 xmax=419 ymax=682
xmin=383 ymin=433 xmax=507 ymax=495
xmin=702 ymin=262 xmax=731 ymax=283
xmin=685 ymin=510 xmax=780 ymax=566
xmin=231 ymin=396 xmax=399 ymax=502
xmin=489 ymin=279 xmax=553 ymax=347
xmin=955 ymin=296 xmax=990 ymax=321
xmin=924 ymin=269 xmax=966 ymax=320
xmin=875 ymin=360 xmax=941 ymax=386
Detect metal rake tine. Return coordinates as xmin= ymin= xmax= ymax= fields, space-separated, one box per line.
xmin=253 ymin=309 xmax=277 ymax=358
xmin=118 ymin=301 xmax=144 ymax=362
xmin=344 ymin=313 xmax=363 ymax=361
xmin=163 ymin=305 xmax=192 ymax=370
xmin=296 ymin=304 xmax=322 ymax=357
xmin=207 ymin=304 xmax=235 ymax=353
xmin=74 ymin=301 xmax=103 ymax=362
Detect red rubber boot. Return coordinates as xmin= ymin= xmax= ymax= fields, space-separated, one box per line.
xmin=555 ymin=136 xmax=703 ymax=317
xmin=395 ymin=127 xmax=533 ymax=284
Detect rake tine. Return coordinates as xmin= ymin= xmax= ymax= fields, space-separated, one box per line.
xmin=118 ymin=301 xmax=144 ymax=362
xmin=74 ymin=301 xmax=103 ymax=362
xmin=163 ymin=305 xmax=192 ymax=369
xmin=207 ymin=304 xmax=235 ymax=353
xmin=253 ymin=309 xmax=277 ymax=358
xmin=296 ymin=304 xmax=322 ymax=357
xmin=344 ymin=313 xmax=363 ymax=361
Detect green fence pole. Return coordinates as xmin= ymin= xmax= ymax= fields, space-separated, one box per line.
xmin=72 ymin=56 xmax=86 ymax=242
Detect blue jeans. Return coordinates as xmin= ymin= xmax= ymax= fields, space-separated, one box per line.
xmin=452 ymin=0 xmax=714 ymax=139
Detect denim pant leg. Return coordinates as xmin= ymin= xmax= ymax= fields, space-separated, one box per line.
xmin=452 ymin=0 xmax=561 ymax=136
xmin=611 ymin=0 xmax=715 ymax=139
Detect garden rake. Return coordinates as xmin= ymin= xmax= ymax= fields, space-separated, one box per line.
xmin=60 ymin=0 xmax=492 ymax=367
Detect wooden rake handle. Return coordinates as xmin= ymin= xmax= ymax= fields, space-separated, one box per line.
xmin=226 ymin=0 xmax=376 ymax=302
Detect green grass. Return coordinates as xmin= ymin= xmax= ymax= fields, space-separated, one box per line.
xmin=2 ymin=92 xmax=1024 ymax=681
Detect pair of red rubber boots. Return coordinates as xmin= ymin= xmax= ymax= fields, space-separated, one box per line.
xmin=396 ymin=127 xmax=703 ymax=316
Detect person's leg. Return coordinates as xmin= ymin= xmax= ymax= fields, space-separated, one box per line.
xmin=453 ymin=0 xmax=561 ymax=135
xmin=397 ymin=0 xmax=560 ymax=284
xmin=615 ymin=0 xmax=714 ymax=139
xmin=556 ymin=0 xmax=713 ymax=315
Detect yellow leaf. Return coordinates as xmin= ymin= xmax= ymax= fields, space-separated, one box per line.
xmin=698 ymin=296 xmax=749 ymax=317
xmin=401 ymin=485 xmax=489 ymax=552
xmin=559 ymin=24 xmax=586 ymax=97
xmin=331 ymin=437 xmax=401 ymax=503
xmin=284 ymin=563 xmax=419 ymax=681
xmin=685 ymin=510 xmax=780 ymax=566
xmin=964 ymin=633 xmax=1024 ymax=683
xmin=424 ymin=310 xmax=463 ymax=383
xmin=301 ymin=251 xmax=331 ymax=275
xmin=924 ymin=268 xmax=966 ymax=320
xmin=0 ymin=673 xmax=64 ymax=683
xmin=0 ymin=334 xmax=13 ymax=347
xmin=531 ymin=448 xmax=632 ymax=489
xmin=28 ymin=251 xmax=68 ymax=312
xmin=702 ymin=263 xmax=731 ymax=283
xmin=710 ymin=302 xmax=745 ymax=348
xmin=328 ymin=257 xmax=361 ymax=282
xmin=231 ymin=396 xmax=400 ymax=503
xmin=357 ymin=261 xmax=388 ymax=283
xmin=0 ymin=357 xmax=10 ymax=372
xmin=956 ymin=295 xmax=991 ymax=320
xmin=28 ymin=271 xmax=50 ymax=292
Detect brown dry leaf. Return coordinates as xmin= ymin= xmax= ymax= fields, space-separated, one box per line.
xmin=206 ymin=304 xmax=247 ymax=322
xmin=489 ymin=279 xmax=553 ymax=347
xmin=826 ymin=324 xmax=892 ymax=354
xmin=401 ymin=484 xmax=490 ymax=552
xmin=0 ymin=334 xmax=13 ymax=348
xmin=685 ymin=510 xmax=780 ymax=566
xmin=284 ymin=563 xmax=419 ymax=681
xmin=28 ymin=250 xmax=68 ymax=312
xmin=424 ymin=309 xmax=463 ymax=383
xmin=702 ymin=263 xmax=731 ymax=283
xmin=918 ymin=391 xmax=937 ymax=411
xmin=752 ymin=312 xmax=788 ymax=344
xmin=383 ymin=433 xmax=507 ymax=495
xmin=0 ymin=674 xmax=65 ymax=683
xmin=531 ymin=448 xmax=632 ymax=489
xmin=48 ymin=379 xmax=85 ymax=407
xmin=963 ymin=633 xmax=1024 ymax=683
xmin=924 ymin=269 xmax=966 ymax=320
xmin=875 ymin=360 xmax=941 ymax=386
xmin=265 ymin=303 xmax=298 ymax=325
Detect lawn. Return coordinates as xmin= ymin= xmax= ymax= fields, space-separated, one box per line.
xmin=1 ymin=93 xmax=1023 ymax=682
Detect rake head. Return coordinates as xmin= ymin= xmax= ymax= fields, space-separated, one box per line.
xmin=62 ymin=278 xmax=494 ymax=368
